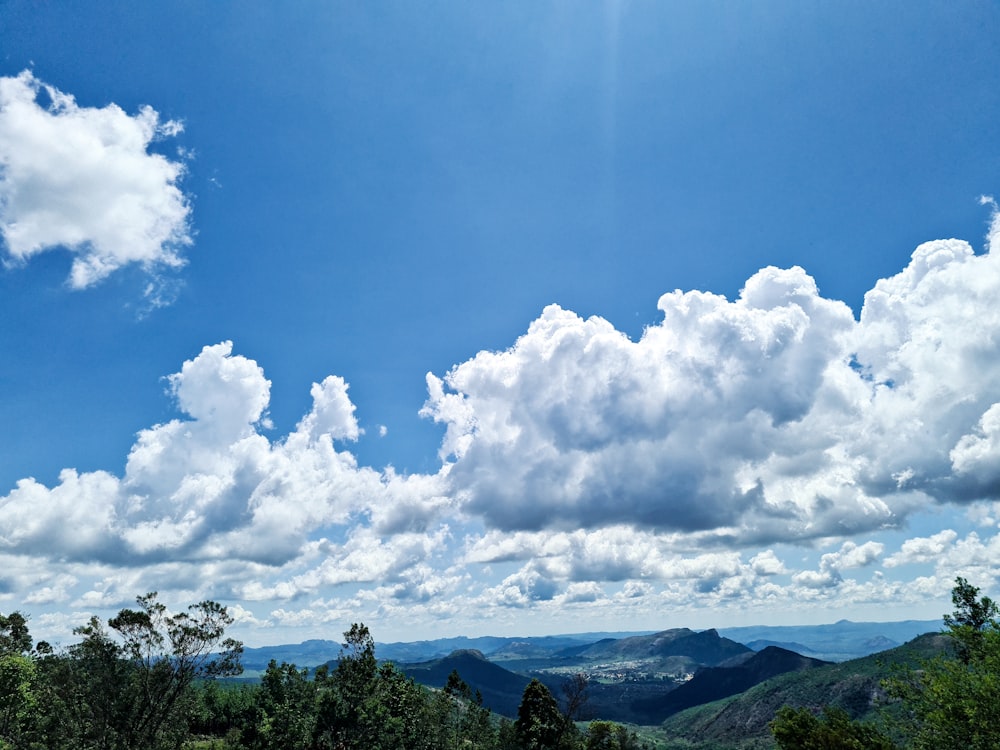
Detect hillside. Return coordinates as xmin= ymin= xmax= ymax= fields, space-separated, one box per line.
xmin=238 ymin=620 xmax=935 ymax=674
xmin=580 ymin=629 xmax=752 ymax=667
xmin=399 ymin=649 xmax=532 ymax=717
xmin=643 ymin=646 xmax=830 ymax=720
xmin=658 ymin=632 xmax=948 ymax=749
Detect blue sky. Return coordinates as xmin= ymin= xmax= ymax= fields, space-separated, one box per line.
xmin=2 ymin=1 xmax=1000 ymax=645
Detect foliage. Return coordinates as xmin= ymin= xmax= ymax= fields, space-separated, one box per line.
xmin=585 ymin=719 xmax=648 ymax=750
xmin=0 ymin=592 xmax=242 ymax=750
xmin=0 ymin=615 xmax=31 ymax=659
xmin=515 ymin=678 xmax=576 ymax=749
xmin=942 ymin=576 xmax=999 ymax=663
xmin=883 ymin=577 xmax=1000 ymax=749
xmin=765 ymin=577 xmax=1000 ymax=750
xmin=770 ymin=706 xmax=895 ymax=749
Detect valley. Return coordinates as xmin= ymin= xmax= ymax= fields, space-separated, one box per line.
xmin=238 ymin=617 xmax=942 ymax=736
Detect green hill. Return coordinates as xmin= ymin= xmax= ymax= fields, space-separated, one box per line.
xmin=400 ymin=649 xmax=532 ymax=717
xmin=657 ymin=632 xmax=948 ymax=749
xmin=643 ymin=646 xmax=830 ymax=721
xmin=581 ymin=629 xmax=752 ymax=667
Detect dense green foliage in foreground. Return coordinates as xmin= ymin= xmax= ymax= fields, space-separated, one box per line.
xmin=4 ymin=579 xmax=996 ymax=749
xmin=0 ymin=598 xmax=648 ymax=749
xmin=769 ymin=577 xmax=1000 ymax=750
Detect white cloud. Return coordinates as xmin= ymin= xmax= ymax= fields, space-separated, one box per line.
xmin=464 ymin=526 xmax=747 ymax=584
xmin=423 ymin=228 xmax=1000 ymax=550
xmin=296 ymin=376 xmax=361 ymax=443
xmin=11 ymin=222 xmax=1000 ymax=638
xmin=239 ymin=526 xmax=452 ymax=601
xmin=792 ymin=540 xmax=883 ymax=589
xmin=0 ymin=71 xmax=191 ymax=288
xmin=885 ymin=530 xmax=958 ymax=567
xmin=423 ymin=266 xmax=870 ymax=540
xmin=0 ymin=342 xmax=449 ymax=572
xmin=749 ymin=550 xmax=787 ymax=576
xmin=561 ymin=581 xmax=605 ymax=603
xmin=484 ymin=566 xmax=560 ymax=608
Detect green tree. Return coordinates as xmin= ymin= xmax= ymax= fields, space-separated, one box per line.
xmin=584 ymin=720 xmax=648 ymax=750
xmin=314 ymin=622 xmax=434 ymax=750
xmin=942 ymin=576 xmax=999 ymax=663
xmin=885 ymin=578 xmax=1000 ymax=749
xmin=438 ymin=669 xmax=496 ymax=749
xmin=515 ymin=679 xmax=571 ymax=750
xmin=42 ymin=593 xmax=242 ymax=750
xmin=245 ymin=660 xmax=316 ymax=750
xmin=0 ymin=612 xmax=40 ymax=749
xmin=190 ymin=679 xmax=256 ymax=744
xmin=109 ymin=592 xmax=243 ymax=748
xmin=0 ymin=615 xmax=31 ymax=659
xmin=770 ymin=706 xmax=896 ymax=749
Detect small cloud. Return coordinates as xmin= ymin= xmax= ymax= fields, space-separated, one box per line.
xmin=885 ymin=530 xmax=958 ymax=568
xmin=0 ymin=70 xmax=192 ymax=290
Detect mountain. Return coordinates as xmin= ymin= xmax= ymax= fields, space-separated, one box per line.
xmin=397 ymin=630 xmax=754 ymax=723
xmin=241 ymin=639 xmax=342 ymax=673
xmin=719 ymin=619 xmax=939 ymax=661
xmin=744 ymin=639 xmax=822 ymax=658
xmin=399 ymin=649 xmax=532 ymax=717
xmin=659 ymin=632 xmax=949 ymax=749
xmin=237 ymin=620 xmax=936 ymax=675
xmin=376 ymin=631 xmax=654 ymax=663
xmin=642 ymin=646 xmax=830 ymax=720
xmin=580 ymin=628 xmax=752 ymax=667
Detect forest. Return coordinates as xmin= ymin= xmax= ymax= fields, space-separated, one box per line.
xmin=0 ymin=593 xmax=648 ymax=750
xmin=0 ymin=579 xmax=997 ymax=749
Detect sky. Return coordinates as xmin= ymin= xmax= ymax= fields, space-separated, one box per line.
xmin=2 ymin=1 xmax=1000 ymax=647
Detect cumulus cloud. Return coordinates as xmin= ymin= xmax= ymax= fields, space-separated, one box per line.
xmin=484 ymin=566 xmax=560 ymax=608
xmin=12 ymin=217 xmax=1000 ymax=638
xmin=0 ymin=71 xmax=191 ymax=288
xmin=465 ymin=526 xmax=750 ymax=586
xmin=792 ymin=540 xmax=884 ymax=589
xmin=885 ymin=530 xmax=958 ymax=568
xmin=0 ymin=342 xmax=448 ymax=571
xmin=424 ymin=225 xmax=1000 ymax=548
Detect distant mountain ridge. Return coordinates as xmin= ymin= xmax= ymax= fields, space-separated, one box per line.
xmin=718 ymin=618 xmax=939 ymax=661
xmin=236 ymin=621 xmax=946 ymax=727
xmin=238 ymin=618 xmax=941 ymax=676
xmin=579 ymin=628 xmax=751 ymax=665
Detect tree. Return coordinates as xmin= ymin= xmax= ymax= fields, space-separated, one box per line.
xmin=315 ymin=623 xmax=379 ymax=749
xmin=770 ymin=706 xmax=896 ymax=749
xmin=43 ymin=593 xmax=242 ymax=750
xmin=560 ymin=673 xmax=590 ymax=723
xmin=884 ymin=577 xmax=1000 ymax=749
xmin=246 ymin=660 xmax=317 ymax=750
xmin=0 ymin=614 xmax=31 ymax=659
xmin=943 ymin=576 xmax=998 ymax=663
xmin=439 ymin=669 xmax=496 ymax=749
xmin=314 ymin=622 xmax=435 ymax=750
xmin=584 ymin=720 xmax=647 ymax=750
xmin=515 ymin=679 xmax=570 ymax=750
xmin=0 ymin=612 xmax=40 ymax=748
xmin=108 ymin=592 xmax=243 ymax=748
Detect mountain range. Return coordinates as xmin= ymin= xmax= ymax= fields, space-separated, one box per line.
xmin=234 ymin=617 xmax=948 ymax=738
xmin=238 ymin=618 xmax=938 ymax=674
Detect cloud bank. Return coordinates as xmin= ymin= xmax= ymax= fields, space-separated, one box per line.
xmin=7 ymin=217 xmax=1000 ymax=638
xmin=424 ymin=222 xmax=1000 ymax=550
xmin=0 ymin=71 xmax=191 ymax=288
